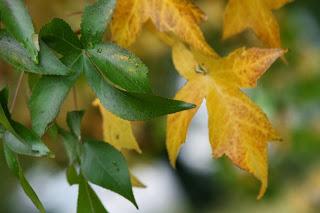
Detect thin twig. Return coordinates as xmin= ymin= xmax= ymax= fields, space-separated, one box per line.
xmin=66 ymin=11 xmax=83 ymax=18
xmin=72 ymin=86 xmax=79 ymax=110
xmin=10 ymin=72 xmax=24 ymax=113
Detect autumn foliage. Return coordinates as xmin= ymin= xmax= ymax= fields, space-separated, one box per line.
xmin=0 ymin=0 xmax=293 ymax=212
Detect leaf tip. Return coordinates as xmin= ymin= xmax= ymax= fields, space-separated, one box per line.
xmin=168 ymin=152 xmax=178 ymax=169
xmin=181 ymin=102 xmax=197 ymax=111
xmin=256 ymin=181 xmax=267 ymax=200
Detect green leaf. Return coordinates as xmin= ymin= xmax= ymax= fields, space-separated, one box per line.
xmin=41 ymin=18 xmax=151 ymax=94
xmin=40 ymin=18 xmax=82 ymax=56
xmin=83 ymin=57 xmax=195 ymax=120
xmin=2 ymin=121 xmax=51 ymax=157
xmin=87 ymin=43 xmax=152 ymax=93
xmin=0 ymin=30 xmax=70 ymax=75
xmin=29 ymin=52 xmax=83 ymax=137
xmin=0 ymin=87 xmax=9 ymax=111
xmin=0 ymin=88 xmax=50 ymax=157
xmin=0 ymin=0 xmax=39 ymax=62
xmin=47 ymin=123 xmax=59 ymax=142
xmin=67 ymin=111 xmax=85 ymax=141
xmin=81 ymin=0 xmax=116 ymax=49
xmin=3 ymin=145 xmax=46 ymax=213
xmin=28 ymin=73 xmax=41 ymax=91
xmin=77 ymin=175 xmax=108 ymax=213
xmin=0 ymin=100 xmax=13 ymax=132
xmin=29 ymin=75 xmax=77 ymax=136
xmin=3 ymin=144 xmax=19 ymax=176
xmin=80 ymin=140 xmax=137 ymax=208
xmin=59 ymin=128 xmax=79 ymax=165
xmin=13 ymin=121 xmax=50 ymax=156
xmin=35 ymin=18 xmax=194 ymax=128
xmin=67 ymin=165 xmax=80 ymax=185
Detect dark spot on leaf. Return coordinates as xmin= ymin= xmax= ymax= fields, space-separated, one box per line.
xmin=112 ymin=161 xmax=120 ymax=172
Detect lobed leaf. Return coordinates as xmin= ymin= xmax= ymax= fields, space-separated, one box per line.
xmin=110 ymin=0 xmax=215 ymax=55
xmin=167 ymin=42 xmax=285 ymax=198
xmin=223 ymin=0 xmax=291 ymax=48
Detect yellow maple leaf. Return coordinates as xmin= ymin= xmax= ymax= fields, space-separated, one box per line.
xmin=93 ymin=99 xmax=141 ymax=153
xmin=167 ymin=42 xmax=285 ymax=198
xmin=222 ymin=0 xmax=291 ymax=48
xmin=110 ymin=0 xmax=215 ymax=55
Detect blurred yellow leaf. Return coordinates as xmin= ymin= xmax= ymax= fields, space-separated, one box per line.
xmin=131 ymin=173 xmax=146 ymax=188
xmin=222 ymin=0 xmax=290 ymax=48
xmin=167 ymin=42 xmax=285 ymax=198
xmin=93 ymin=99 xmax=141 ymax=153
xmin=110 ymin=0 xmax=215 ymax=55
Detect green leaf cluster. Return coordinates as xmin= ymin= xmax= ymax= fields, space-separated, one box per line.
xmin=0 ymin=0 xmax=195 ymax=212
xmin=59 ymin=110 xmax=136 ymax=211
xmin=0 ymin=88 xmax=49 ymax=213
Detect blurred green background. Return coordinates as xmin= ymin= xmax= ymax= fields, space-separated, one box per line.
xmin=0 ymin=0 xmax=319 ymax=212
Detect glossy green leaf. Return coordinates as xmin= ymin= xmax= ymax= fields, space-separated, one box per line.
xmin=67 ymin=165 xmax=80 ymax=185
xmin=0 ymin=0 xmax=39 ymax=62
xmin=29 ymin=76 xmax=76 ymax=136
xmin=29 ymin=51 xmax=83 ymax=137
xmin=87 ymin=43 xmax=152 ymax=93
xmin=0 ymin=101 xmax=13 ymax=132
xmin=35 ymin=18 xmax=194 ymax=132
xmin=2 ymin=121 xmax=51 ymax=157
xmin=3 ymin=145 xmax=46 ymax=213
xmin=0 ymin=88 xmax=50 ymax=157
xmin=83 ymin=57 xmax=195 ymax=120
xmin=81 ymin=0 xmax=116 ymax=49
xmin=77 ymin=175 xmax=108 ymax=213
xmin=0 ymin=31 xmax=70 ymax=75
xmin=80 ymin=140 xmax=137 ymax=207
xmin=67 ymin=111 xmax=85 ymax=141
xmin=0 ymin=87 xmax=17 ymax=132
xmin=41 ymin=18 xmax=151 ymax=94
xmin=27 ymin=73 xmax=41 ymax=92
xmin=59 ymin=128 xmax=79 ymax=165
xmin=0 ymin=87 xmax=9 ymax=113
xmin=40 ymin=18 xmax=82 ymax=56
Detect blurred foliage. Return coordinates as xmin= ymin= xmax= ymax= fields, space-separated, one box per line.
xmin=0 ymin=0 xmax=320 ymax=212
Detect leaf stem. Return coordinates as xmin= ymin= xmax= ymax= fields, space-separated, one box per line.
xmin=10 ymin=71 xmax=25 ymax=113
xmin=66 ymin=11 xmax=82 ymax=18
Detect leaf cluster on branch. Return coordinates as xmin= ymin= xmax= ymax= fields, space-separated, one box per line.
xmin=0 ymin=0 xmax=290 ymax=212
